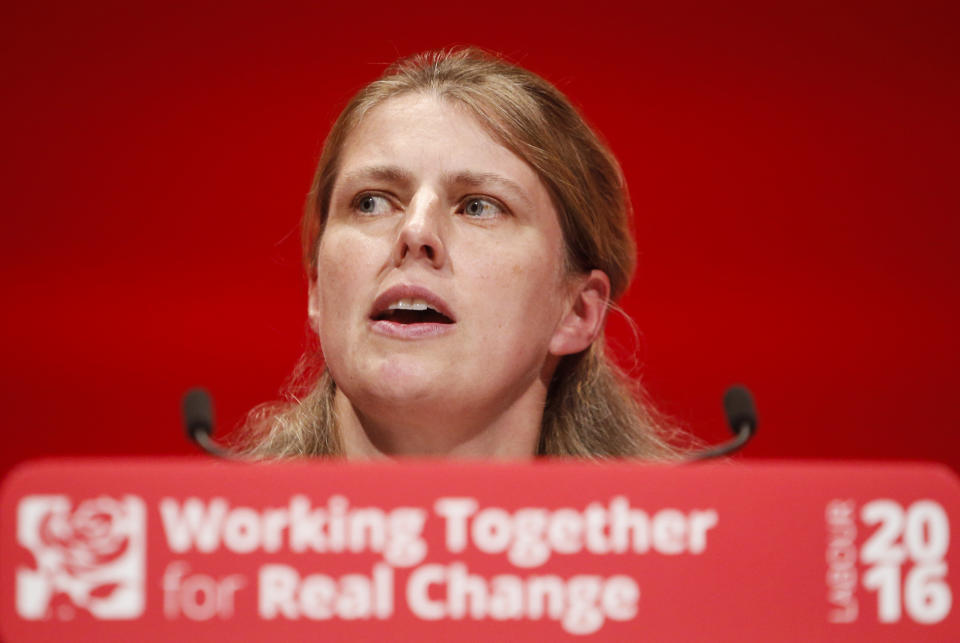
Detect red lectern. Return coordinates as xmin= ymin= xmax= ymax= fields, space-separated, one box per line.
xmin=2 ymin=459 xmax=957 ymax=641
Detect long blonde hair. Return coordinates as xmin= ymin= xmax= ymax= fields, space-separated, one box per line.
xmin=240 ymin=48 xmax=688 ymax=460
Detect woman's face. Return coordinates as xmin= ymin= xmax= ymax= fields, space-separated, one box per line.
xmin=311 ymin=93 xmax=586 ymax=442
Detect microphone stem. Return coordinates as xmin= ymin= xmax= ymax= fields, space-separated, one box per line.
xmin=688 ymin=423 xmax=753 ymax=461
xmin=192 ymin=430 xmax=243 ymax=460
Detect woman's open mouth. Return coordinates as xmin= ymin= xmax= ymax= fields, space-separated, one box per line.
xmin=369 ymin=286 xmax=456 ymax=338
xmin=372 ymin=298 xmax=454 ymax=325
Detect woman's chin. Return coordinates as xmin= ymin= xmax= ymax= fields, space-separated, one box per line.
xmin=343 ymin=359 xmax=463 ymax=409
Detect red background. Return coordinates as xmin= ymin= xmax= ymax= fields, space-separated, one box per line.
xmin=1 ymin=1 xmax=957 ymax=476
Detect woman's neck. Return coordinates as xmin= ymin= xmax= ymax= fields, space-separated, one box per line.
xmin=333 ymin=384 xmax=546 ymax=459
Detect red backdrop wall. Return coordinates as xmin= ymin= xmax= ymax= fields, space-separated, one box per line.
xmin=2 ymin=1 xmax=957 ymax=477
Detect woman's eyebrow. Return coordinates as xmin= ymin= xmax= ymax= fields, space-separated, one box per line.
xmin=445 ymin=170 xmax=534 ymax=208
xmin=340 ymin=165 xmax=415 ymax=189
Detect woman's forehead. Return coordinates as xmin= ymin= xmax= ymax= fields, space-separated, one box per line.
xmin=335 ymin=94 xmax=548 ymax=203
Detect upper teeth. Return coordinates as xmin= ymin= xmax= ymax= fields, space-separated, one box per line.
xmin=387 ymin=298 xmax=434 ymax=312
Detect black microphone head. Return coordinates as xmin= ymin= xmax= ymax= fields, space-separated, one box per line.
xmin=182 ymin=387 xmax=215 ymax=440
xmin=723 ymin=385 xmax=757 ymax=436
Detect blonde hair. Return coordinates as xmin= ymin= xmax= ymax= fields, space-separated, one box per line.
xmin=240 ymin=48 xmax=688 ymax=460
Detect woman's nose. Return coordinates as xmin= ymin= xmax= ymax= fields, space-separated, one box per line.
xmin=391 ymin=191 xmax=448 ymax=269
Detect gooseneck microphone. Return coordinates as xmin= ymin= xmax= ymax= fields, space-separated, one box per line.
xmin=688 ymin=385 xmax=758 ymax=461
xmin=181 ymin=388 xmax=238 ymax=459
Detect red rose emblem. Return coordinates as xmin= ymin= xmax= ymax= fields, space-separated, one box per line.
xmin=37 ymin=496 xmax=130 ymax=577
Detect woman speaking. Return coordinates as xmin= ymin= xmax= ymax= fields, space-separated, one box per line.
xmin=241 ymin=48 xmax=686 ymax=461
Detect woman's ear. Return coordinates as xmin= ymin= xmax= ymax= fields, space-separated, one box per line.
xmin=308 ymin=281 xmax=321 ymax=331
xmin=549 ymin=269 xmax=611 ymax=356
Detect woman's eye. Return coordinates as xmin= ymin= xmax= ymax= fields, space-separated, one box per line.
xmin=354 ymin=194 xmax=391 ymax=215
xmin=462 ymin=197 xmax=504 ymax=218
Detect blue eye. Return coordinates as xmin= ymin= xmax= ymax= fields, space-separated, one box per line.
xmin=355 ymin=194 xmax=391 ymax=215
xmin=462 ymin=197 xmax=504 ymax=218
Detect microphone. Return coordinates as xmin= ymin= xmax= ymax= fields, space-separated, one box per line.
xmin=688 ymin=385 xmax=758 ymax=461
xmin=181 ymin=388 xmax=238 ymax=459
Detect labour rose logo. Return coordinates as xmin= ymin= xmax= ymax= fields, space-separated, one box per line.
xmin=16 ymin=495 xmax=145 ymax=620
